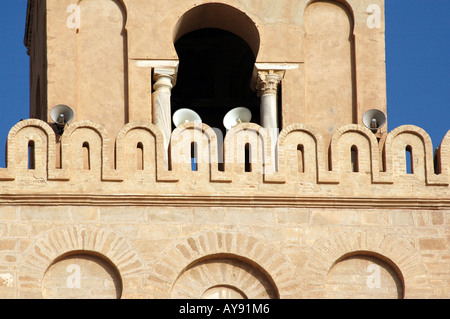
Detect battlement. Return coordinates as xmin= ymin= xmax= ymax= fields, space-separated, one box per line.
xmin=0 ymin=119 xmax=448 ymax=205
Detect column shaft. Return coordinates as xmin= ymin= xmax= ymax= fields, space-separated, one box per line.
xmin=152 ymin=68 xmax=177 ymax=167
xmin=256 ymin=71 xmax=284 ymax=172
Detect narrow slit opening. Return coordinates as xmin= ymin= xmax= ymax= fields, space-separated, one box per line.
xmin=137 ymin=142 xmax=144 ymax=170
xmin=82 ymin=142 xmax=90 ymax=170
xmin=433 ymin=148 xmax=441 ymax=175
xmin=245 ymin=143 xmax=252 ymax=172
xmin=351 ymin=145 xmax=359 ymax=173
xmin=297 ymin=144 xmax=305 ymax=173
xmin=405 ymin=145 xmax=413 ymax=174
xmin=28 ymin=140 xmax=35 ymax=170
xmin=191 ymin=142 xmax=198 ymax=171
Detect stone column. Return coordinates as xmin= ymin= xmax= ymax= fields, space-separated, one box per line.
xmin=256 ymin=70 xmax=284 ymax=130
xmin=255 ymin=67 xmax=285 ymax=172
xmin=152 ymin=66 xmax=178 ymax=168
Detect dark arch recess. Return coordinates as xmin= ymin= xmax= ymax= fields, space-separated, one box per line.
xmin=173 ymin=3 xmax=260 ymax=57
xmin=172 ymin=4 xmax=261 ymax=134
xmin=172 ymin=28 xmax=259 ymax=133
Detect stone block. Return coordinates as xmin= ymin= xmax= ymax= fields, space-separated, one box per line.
xmin=419 ymin=238 xmax=447 ymax=251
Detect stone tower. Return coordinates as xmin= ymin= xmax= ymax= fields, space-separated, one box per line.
xmin=0 ymin=0 xmax=447 ymax=299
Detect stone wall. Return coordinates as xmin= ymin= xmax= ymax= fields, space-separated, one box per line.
xmin=15 ymin=0 xmax=449 ymax=299
xmin=0 ymin=206 xmax=448 ymax=299
xmin=0 ymin=119 xmax=447 ymax=299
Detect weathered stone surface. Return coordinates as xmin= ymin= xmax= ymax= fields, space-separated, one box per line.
xmin=0 ymin=0 xmax=446 ymax=299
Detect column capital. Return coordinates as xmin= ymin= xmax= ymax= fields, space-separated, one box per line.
xmin=135 ymin=60 xmax=179 ymax=89
xmin=256 ymin=71 xmax=284 ymax=96
xmin=153 ymin=69 xmax=177 ymax=92
xmin=253 ymin=63 xmax=298 ymax=96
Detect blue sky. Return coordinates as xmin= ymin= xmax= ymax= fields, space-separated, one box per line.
xmin=0 ymin=0 xmax=448 ymax=167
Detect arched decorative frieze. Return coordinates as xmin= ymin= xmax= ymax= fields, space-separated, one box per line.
xmin=18 ymin=225 xmax=146 ymax=299
xmin=304 ymin=229 xmax=432 ymax=299
xmin=0 ymin=119 xmax=56 ymax=181
xmin=0 ymin=119 xmax=447 ymax=195
xmin=145 ymin=231 xmax=300 ymax=299
xmin=434 ymin=130 xmax=450 ymax=185
xmin=384 ymin=125 xmax=442 ymax=185
xmin=58 ymin=120 xmax=120 ymax=181
xmin=170 ymin=122 xmax=226 ymax=182
xmin=274 ymin=123 xmax=329 ymax=184
xmin=222 ymin=123 xmax=272 ymax=183
xmin=116 ymin=121 xmax=175 ymax=182
xmin=329 ymin=124 xmax=383 ymax=183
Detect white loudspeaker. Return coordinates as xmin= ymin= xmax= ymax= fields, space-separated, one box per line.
xmin=362 ymin=109 xmax=386 ymax=133
xmin=223 ymin=107 xmax=252 ymax=130
xmin=172 ymin=108 xmax=202 ymax=127
xmin=50 ymin=104 xmax=75 ymax=127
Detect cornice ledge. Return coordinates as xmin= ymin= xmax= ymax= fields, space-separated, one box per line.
xmin=0 ymin=194 xmax=448 ymax=209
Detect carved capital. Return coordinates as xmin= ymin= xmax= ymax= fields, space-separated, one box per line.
xmin=153 ymin=67 xmax=178 ymax=92
xmin=253 ymin=63 xmax=298 ymax=96
xmin=256 ymin=71 xmax=284 ymax=96
xmin=134 ymin=60 xmax=179 ymax=91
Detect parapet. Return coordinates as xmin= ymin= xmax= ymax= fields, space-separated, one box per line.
xmin=0 ymin=119 xmax=448 ymax=206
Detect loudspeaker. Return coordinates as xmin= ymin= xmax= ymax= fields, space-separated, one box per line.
xmin=223 ymin=107 xmax=252 ymax=130
xmin=363 ymin=109 xmax=386 ymax=133
xmin=172 ymin=108 xmax=202 ymax=127
xmin=50 ymin=104 xmax=74 ymax=127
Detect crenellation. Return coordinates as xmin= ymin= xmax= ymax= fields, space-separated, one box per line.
xmin=0 ymin=119 xmax=448 ymax=200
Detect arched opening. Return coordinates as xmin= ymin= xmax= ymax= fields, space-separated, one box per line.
xmin=351 ymin=145 xmax=359 ymax=172
xmin=82 ymin=142 xmax=90 ymax=170
xmin=245 ymin=143 xmax=252 ymax=172
xmin=172 ymin=4 xmax=260 ymax=137
xmin=405 ymin=145 xmax=413 ymax=174
xmin=297 ymin=144 xmax=305 ymax=173
xmin=433 ymin=148 xmax=441 ymax=175
xmin=136 ymin=142 xmax=144 ymax=170
xmin=173 ymin=3 xmax=260 ymax=57
xmin=191 ymin=142 xmax=198 ymax=171
xmin=172 ymin=28 xmax=259 ymax=137
xmin=28 ymin=140 xmax=35 ymax=170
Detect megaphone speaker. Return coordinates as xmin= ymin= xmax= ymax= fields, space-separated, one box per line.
xmin=50 ymin=104 xmax=75 ymax=126
xmin=362 ymin=109 xmax=386 ymax=133
xmin=223 ymin=107 xmax=252 ymax=130
xmin=172 ymin=108 xmax=202 ymax=127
